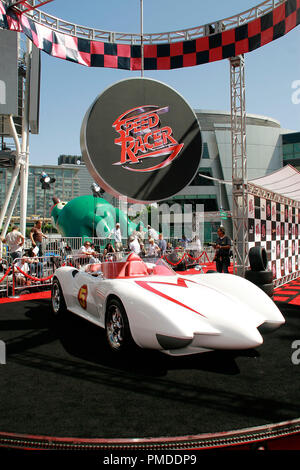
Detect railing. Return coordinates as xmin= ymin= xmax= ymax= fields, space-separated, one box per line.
xmin=11 ymin=254 xmax=58 ymax=297
xmin=0 ymin=263 xmax=11 ymax=297
xmin=0 ymin=235 xmax=214 ymax=297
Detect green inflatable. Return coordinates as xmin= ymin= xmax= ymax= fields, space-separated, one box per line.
xmin=50 ymin=195 xmax=141 ymax=240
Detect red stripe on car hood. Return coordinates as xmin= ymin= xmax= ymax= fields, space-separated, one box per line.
xmin=135 ymin=277 xmax=206 ymax=317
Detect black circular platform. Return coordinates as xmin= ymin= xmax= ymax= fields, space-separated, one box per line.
xmin=0 ymin=299 xmax=299 ymax=448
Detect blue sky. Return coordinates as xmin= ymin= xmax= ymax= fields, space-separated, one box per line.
xmin=28 ymin=0 xmax=300 ymax=166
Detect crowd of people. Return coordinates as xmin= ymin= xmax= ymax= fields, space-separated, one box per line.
xmin=0 ymin=220 xmax=48 ymax=287
xmin=73 ymin=223 xmax=206 ymax=268
xmin=74 ymin=224 xmax=172 ymax=265
xmin=0 ymin=220 xmax=232 ymax=287
xmin=1 ymin=220 xmax=47 ymax=261
xmin=74 ymin=223 xmax=232 ymax=274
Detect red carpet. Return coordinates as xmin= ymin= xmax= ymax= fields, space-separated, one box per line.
xmin=274 ymin=278 xmax=300 ymax=306
xmin=181 ymin=262 xmax=233 ymax=275
xmin=0 ymin=290 xmax=51 ymax=304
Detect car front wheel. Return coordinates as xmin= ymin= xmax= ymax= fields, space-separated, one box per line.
xmin=51 ymin=278 xmax=67 ymax=318
xmin=105 ymin=299 xmax=134 ymax=353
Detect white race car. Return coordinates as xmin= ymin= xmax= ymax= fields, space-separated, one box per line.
xmin=51 ymin=252 xmax=285 ymax=356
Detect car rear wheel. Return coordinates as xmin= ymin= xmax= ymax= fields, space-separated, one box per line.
xmin=105 ymin=299 xmax=134 ymax=353
xmin=248 ymin=246 xmax=268 ymax=271
xmin=245 ymin=269 xmax=273 ymax=285
xmin=51 ymin=278 xmax=67 ymax=318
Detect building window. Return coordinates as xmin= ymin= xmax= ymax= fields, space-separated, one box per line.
xmin=202 ymin=143 xmax=210 ymax=159
xmin=189 ymin=167 xmax=214 ymax=186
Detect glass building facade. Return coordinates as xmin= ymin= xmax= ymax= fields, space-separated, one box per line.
xmin=0 ymin=164 xmax=81 ymax=221
xmin=282 ymin=132 xmax=300 ymax=170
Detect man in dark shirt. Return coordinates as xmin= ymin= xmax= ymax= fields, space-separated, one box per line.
xmin=213 ymin=226 xmax=232 ymax=273
xmin=30 ymin=220 xmax=47 ymax=257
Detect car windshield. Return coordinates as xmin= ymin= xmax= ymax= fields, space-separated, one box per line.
xmin=144 ymin=257 xmax=177 ymax=276
xmin=84 ymin=255 xmax=176 ymax=279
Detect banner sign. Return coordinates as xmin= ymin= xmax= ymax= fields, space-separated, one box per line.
xmin=80 ymin=78 xmax=202 ymax=203
xmin=0 ymin=30 xmax=18 ymax=116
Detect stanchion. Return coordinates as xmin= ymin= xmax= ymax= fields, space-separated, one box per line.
xmin=0 ymin=266 xmax=12 ymax=299
xmin=9 ymin=264 xmax=20 ymax=299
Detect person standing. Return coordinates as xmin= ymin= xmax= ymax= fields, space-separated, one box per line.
xmin=30 ymin=220 xmax=48 ymax=257
xmin=108 ymin=223 xmax=123 ymax=252
xmin=147 ymin=225 xmax=159 ymax=241
xmin=128 ymin=235 xmax=141 ymax=255
xmin=157 ymin=233 xmax=167 ymax=257
xmin=135 ymin=223 xmax=146 ymax=244
xmin=2 ymin=226 xmax=25 ymax=261
xmin=147 ymin=238 xmax=160 ymax=257
xmin=213 ymin=226 xmax=232 ymax=273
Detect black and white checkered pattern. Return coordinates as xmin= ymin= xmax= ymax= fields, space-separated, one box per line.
xmin=248 ymin=194 xmax=300 ymax=283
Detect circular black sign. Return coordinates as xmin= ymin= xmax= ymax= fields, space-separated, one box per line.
xmin=80 ymin=78 xmax=202 ymax=203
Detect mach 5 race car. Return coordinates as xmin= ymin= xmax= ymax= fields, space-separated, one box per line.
xmin=51 ymin=252 xmax=285 ymax=356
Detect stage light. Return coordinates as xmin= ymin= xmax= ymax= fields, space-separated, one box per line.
xmin=91 ymin=182 xmax=103 ymax=197
xmin=40 ymin=172 xmax=55 ymax=190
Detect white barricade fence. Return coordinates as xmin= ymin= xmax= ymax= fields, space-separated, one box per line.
xmin=11 ymin=255 xmax=61 ymax=296
xmin=0 ymin=235 xmax=213 ymax=297
xmin=23 ymin=236 xmax=87 ymax=258
xmin=45 ymin=237 xmax=84 ymax=257
xmin=0 ymin=258 xmax=11 ymax=297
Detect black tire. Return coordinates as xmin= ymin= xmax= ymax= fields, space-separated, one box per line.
xmin=245 ymin=269 xmax=273 ymax=285
xmin=51 ymin=278 xmax=67 ymax=318
xmin=248 ymin=246 xmax=268 ymax=271
xmin=105 ymin=298 xmax=135 ymax=353
xmin=259 ymin=283 xmax=274 ymax=297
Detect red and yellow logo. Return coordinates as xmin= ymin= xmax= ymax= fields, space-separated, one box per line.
xmin=78 ymin=285 xmax=88 ymax=309
xmin=112 ymin=105 xmax=184 ymax=172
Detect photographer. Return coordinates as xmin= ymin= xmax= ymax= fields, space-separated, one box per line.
xmin=213 ymin=226 xmax=232 ymax=273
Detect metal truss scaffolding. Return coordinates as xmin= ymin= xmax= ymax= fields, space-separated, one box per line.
xmin=230 ymin=55 xmax=248 ymax=277
xmin=8 ymin=0 xmax=285 ymax=45
xmin=0 ymin=35 xmax=32 ymax=242
xmin=7 ymin=0 xmax=53 ymax=14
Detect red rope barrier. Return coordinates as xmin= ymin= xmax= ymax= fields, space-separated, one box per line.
xmin=14 ymin=265 xmax=54 ymax=282
xmin=164 ymin=252 xmax=187 ymax=266
xmin=186 ymin=251 xmax=210 ymax=262
xmin=0 ymin=266 xmax=12 ymax=284
xmin=186 ymin=253 xmax=202 ymax=261
xmin=164 ymin=250 xmax=210 ymax=266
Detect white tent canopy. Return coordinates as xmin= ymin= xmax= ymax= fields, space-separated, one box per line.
xmin=250 ymin=165 xmax=300 ymax=202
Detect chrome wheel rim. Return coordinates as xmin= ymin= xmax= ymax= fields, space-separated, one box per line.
xmin=52 ymin=282 xmax=60 ymax=314
xmin=106 ymin=305 xmax=124 ymax=350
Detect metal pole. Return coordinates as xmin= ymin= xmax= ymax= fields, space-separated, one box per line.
xmin=19 ymin=37 xmax=32 ymax=237
xmin=140 ymin=0 xmax=144 ymax=77
xmin=2 ymin=186 xmax=20 ymax=237
xmin=43 ymin=188 xmax=46 ymax=227
xmin=0 ymin=115 xmax=22 ymax=236
xmin=230 ymin=55 xmax=248 ymax=278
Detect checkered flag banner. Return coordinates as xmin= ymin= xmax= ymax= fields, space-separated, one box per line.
xmin=248 ymin=193 xmax=300 ymax=285
xmin=0 ymin=0 xmax=299 ymax=70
